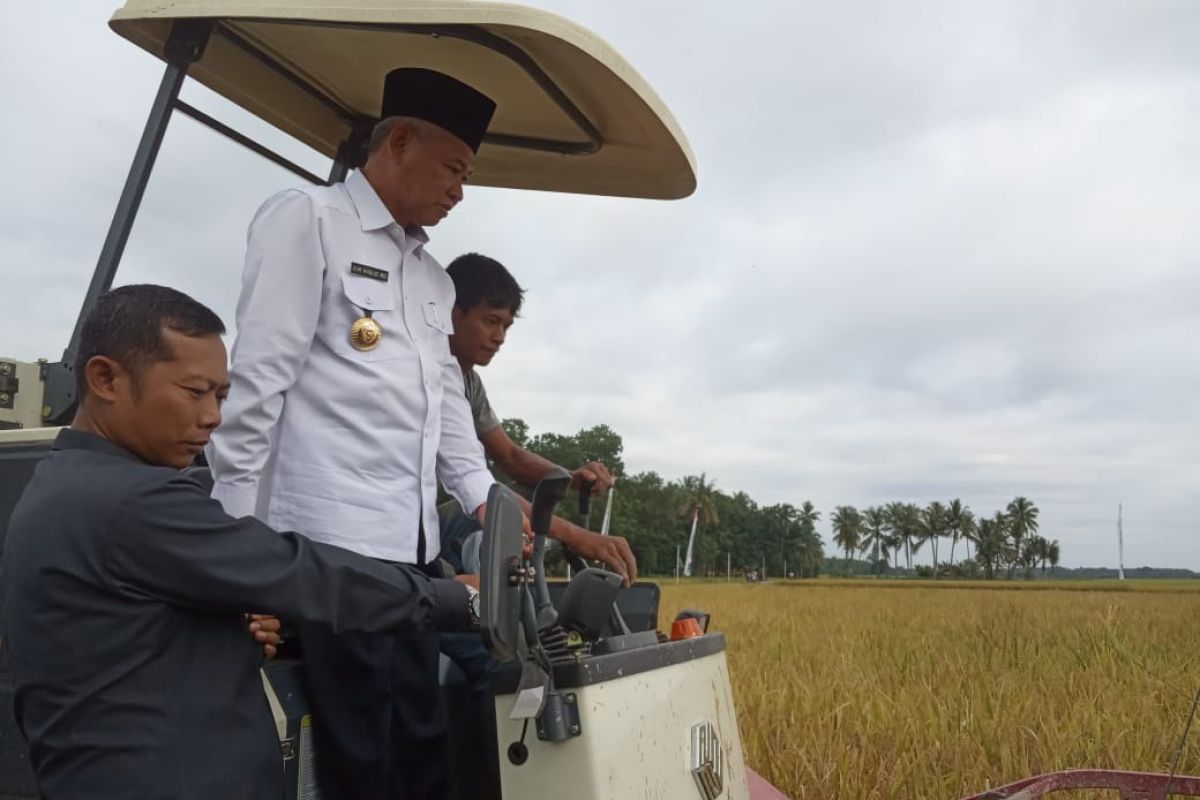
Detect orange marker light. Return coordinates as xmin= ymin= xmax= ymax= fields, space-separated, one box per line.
xmin=670 ymin=617 xmax=704 ymax=640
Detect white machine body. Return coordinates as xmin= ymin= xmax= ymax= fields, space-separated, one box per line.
xmin=495 ymin=636 xmax=750 ymax=800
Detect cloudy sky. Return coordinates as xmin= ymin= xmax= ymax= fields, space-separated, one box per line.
xmin=2 ymin=1 xmax=1197 ymax=568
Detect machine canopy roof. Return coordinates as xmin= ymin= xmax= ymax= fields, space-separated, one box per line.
xmin=110 ymin=1 xmax=697 ymax=199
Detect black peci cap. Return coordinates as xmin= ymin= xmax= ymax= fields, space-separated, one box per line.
xmin=381 ymin=68 xmax=497 ymax=153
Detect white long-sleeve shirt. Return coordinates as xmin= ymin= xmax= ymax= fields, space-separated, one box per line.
xmin=208 ymin=170 xmax=493 ymax=563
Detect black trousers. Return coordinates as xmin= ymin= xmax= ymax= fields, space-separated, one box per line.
xmin=298 ymin=565 xmax=448 ymax=800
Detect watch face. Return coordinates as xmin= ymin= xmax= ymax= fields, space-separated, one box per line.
xmin=469 ymin=589 xmax=481 ymax=624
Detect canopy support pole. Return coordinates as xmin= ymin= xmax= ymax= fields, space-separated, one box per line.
xmin=43 ymin=20 xmax=213 ymax=423
xmin=174 ymin=100 xmax=325 ymax=187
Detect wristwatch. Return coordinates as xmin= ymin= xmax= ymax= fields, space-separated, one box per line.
xmin=465 ymin=584 xmax=481 ymax=628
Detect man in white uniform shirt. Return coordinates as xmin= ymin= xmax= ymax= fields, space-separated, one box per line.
xmin=208 ymin=69 xmax=497 ymax=799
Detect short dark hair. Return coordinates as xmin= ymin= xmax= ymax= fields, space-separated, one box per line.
xmin=75 ymin=284 xmax=226 ymax=397
xmin=446 ymin=253 xmax=525 ymax=315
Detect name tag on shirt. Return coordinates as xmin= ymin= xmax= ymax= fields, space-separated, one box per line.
xmin=350 ymin=262 xmax=389 ymax=282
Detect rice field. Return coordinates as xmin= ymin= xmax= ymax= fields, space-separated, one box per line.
xmin=657 ymin=579 xmax=1200 ymax=799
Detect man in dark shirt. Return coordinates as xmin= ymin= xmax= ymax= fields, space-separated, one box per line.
xmin=0 ymin=285 xmax=478 ymax=800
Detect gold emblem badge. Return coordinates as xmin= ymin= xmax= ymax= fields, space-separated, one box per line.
xmin=350 ymin=315 xmax=383 ymax=351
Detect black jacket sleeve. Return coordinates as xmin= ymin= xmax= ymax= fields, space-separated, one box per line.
xmin=101 ymin=473 xmax=468 ymax=636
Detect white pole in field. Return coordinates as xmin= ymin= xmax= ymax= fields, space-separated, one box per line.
xmin=675 ymin=544 xmax=680 ymax=581
xmin=727 ymin=552 xmax=731 ymax=581
xmin=761 ymin=554 xmax=766 ymax=582
xmin=1117 ymin=502 xmax=1126 ymax=581
xmin=682 ymin=508 xmax=699 ymax=577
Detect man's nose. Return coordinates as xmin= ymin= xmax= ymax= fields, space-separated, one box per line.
xmin=448 ymin=179 xmax=464 ymax=203
xmin=199 ymin=398 xmax=222 ymax=430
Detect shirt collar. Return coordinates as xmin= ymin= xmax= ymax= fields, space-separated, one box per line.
xmin=53 ymin=427 xmax=144 ymax=464
xmin=344 ymin=170 xmax=429 ymax=246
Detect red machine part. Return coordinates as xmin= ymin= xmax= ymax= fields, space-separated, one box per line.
xmin=748 ymin=767 xmax=793 ymax=800
xmin=959 ymin=769 xmax=1200 ymax=799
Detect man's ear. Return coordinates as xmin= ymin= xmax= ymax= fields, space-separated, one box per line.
xmin=83 ymin=355 xmax=127 ymax=403
xmin=388 ymin=120 xmax=416 ymax=160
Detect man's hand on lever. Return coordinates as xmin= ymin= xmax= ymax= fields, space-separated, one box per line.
xmin=470 ymin=496 xmax=636 ymax=584
xmin=558 ymin=526 xmax=638 ymax=587
xmin=571 ymin=461 xmax=614 ymax=494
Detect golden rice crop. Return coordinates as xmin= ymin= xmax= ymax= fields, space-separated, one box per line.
xmin=658 ymin=579 xmax=1200 ymax=799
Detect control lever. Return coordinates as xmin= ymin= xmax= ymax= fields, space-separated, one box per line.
xmin=578 ymin=479 xmax=595 ymax=530
xmin=530 ymin=467 xmax=572 ymax=631
xmin=508 ymin=468 xmax=582 ymax=740
xmin=562 ymin=478 xmax=594 ymax=574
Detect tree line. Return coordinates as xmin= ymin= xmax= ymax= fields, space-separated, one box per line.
xmin=506 ymin=419 xmax=1060 ymax=580
xmin=831 ymin=497 xmax=1060 ymax=579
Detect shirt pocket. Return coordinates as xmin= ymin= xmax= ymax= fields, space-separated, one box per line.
xmin=337 ymin=272 xmax=401 ymax=362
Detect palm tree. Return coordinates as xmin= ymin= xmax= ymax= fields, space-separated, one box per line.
xmin=831 ymin=506 xmax=862 ymax=575
xmin=945 ymin=499 xmax=972 ymax=568
xmin=797 ymin=501 xmax=821 ymax=535
xmin=796 ymin=524 xmax=826 ymax=579
xmin=886 ymin=529 xmax=903 ymax=571
xmin=765 ymin=503 xmax=798 ymax=577
xmin=1025 ymin=535 xmax=1054 ymax=575
xmin=1048 ymin=540 xmax=1060 ymax=575
xmin=884 ymin=503 xmax=903 ymax=571
xmin=989 ymin=511 xmax=1019 ymax=579
xmin=859 ymin=506 xmax=889 ymax=575
xmin=679 ymin=473 xmax=718 ymax=577
xmin=922 ymin=501 xmax=948 ymax=577
xmin=960 ymin=513 xmax=978 ymax=565
xmin=975 ymin=515 xmax=1012 ymax=580
xmin=1020 ymin=535 xmax=1046 ymax=578
xmin=1006 ymin=497 xmax=1039 ymax=579
xmin=796 ymin=501 xmax=821 ymax=577
xmin=886 ymin=502 xmax=922 ymax=573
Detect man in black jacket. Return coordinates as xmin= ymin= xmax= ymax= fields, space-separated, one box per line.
xmin=0 ymin=285 xmax=479 ymax=800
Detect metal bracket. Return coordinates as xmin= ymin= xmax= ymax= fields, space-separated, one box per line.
xmin=534 ymin=692 xmax=581 ymax=742
xmin=164 ymin=19 xmax=215 ymax=65
xmin=0 ymin=361 xmax=17 ymax=409
xmin=330 ymin=120 xmax=375 ymax=181
xmin=40 ymin=360 xmax=75 ymax=424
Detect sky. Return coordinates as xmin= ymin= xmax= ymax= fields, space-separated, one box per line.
xmin=1 ymin=1 xmax=1197 ymax=568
